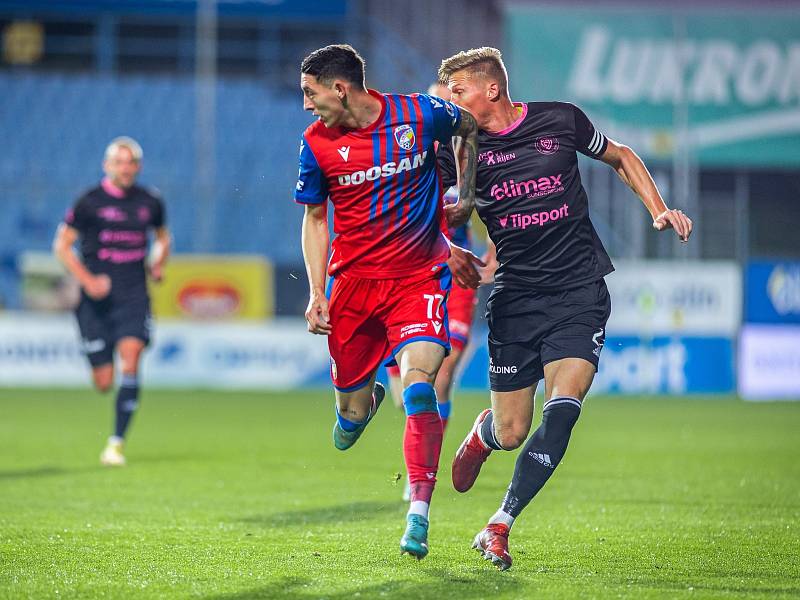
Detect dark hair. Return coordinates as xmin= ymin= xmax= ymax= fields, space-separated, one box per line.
xmin=301 ymin=44 xmax=366 ymax=87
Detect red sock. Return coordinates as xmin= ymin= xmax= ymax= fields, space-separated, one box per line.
xmin=404 ymin=412 xmax=443 ymax=504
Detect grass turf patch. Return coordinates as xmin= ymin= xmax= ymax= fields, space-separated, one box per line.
xmin=0 ymin=389 xmax=798 ymax=599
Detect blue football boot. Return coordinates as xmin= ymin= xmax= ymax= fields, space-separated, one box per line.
xmin=400 ymin=513 xmax=429 ymax=560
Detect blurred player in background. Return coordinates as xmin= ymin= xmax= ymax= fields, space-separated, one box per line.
xmin=53 ymin=137 xmax=170 ymax=467
xmin=385 ymin=82 xmax=497 ymax=502
xmin=438 ymin=47 xmax=693 ymax=570
xmin=294 ymin=44 xmax=481 ymax=560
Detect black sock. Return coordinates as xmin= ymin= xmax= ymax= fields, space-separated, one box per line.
xmin=480 ymin=410 xmax=505 ymax=451
xmin=114 ymin=374 xmax=139 ymax=439
xmin=501 ymin=397 xmax=582 ymax=517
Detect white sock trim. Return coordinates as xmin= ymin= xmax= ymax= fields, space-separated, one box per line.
xmin=543 ymin=397 xmax=582 ymax=411
xmin=488 ymin=509 xmax=515 ymax=528
xmin=408 ymin=501 xmax=430 ymax=519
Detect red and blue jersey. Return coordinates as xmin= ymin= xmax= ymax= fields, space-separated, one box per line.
xmin=294 ymin=89 xmax=462 ymax=279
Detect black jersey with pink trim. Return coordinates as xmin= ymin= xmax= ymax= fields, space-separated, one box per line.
xmin=439 ymin=102 xmax=613 ymax=292
xmin=64 ymin=183 xmax=165 ymax=299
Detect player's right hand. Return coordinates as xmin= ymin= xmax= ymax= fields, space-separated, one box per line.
xmin=448 ymin=244 xmax=485 ymax=289
xmin=305 ymin=292 xmax=332 ymax=335
xmin=84 ymin=274 xmax=111 ymax=300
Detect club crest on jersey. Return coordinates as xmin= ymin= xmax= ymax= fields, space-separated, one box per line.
xmin=394 ymin=125 xmax=415 ymax=151
xmin=535 ymin=137 xmax=559 ymax=155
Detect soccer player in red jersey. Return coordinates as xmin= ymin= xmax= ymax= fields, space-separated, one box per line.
xmin=385 ymin=82 xmax=497 ymax=501
xmin=53 ymin=137 xmax=171 ymax=467
xmin=437 ymin=48 xmax=693 ymax=570
xmin=294 ymin=45 xmax=481 ymax=559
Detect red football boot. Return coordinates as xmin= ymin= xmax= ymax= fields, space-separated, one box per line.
xmin=451 ymin=409 xmax=493 ymax=492
xmin=472 ymin=523 xmax=513 ymax=571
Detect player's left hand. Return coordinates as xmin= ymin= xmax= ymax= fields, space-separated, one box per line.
xmin=448 ymin=244 xmax=486 ymax=289
xmin=653 ymin=208 xmax=693 ymax=242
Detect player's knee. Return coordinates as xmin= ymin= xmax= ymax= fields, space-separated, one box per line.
xmin=402 ymin=382 xmax=438 ymax=416
xmin=119 ymin=354 xmax=141 ymax=375
xmin=94 ymin=380 xmax=114 ymax=394
xmin=494 ymin=423 xmax=528 ymax=450
xmin=93 ymin=369 xmax=114 ymax=392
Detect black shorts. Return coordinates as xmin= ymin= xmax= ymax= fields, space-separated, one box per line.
xmin=486 ymin=279 xmax=611 ymax=392
xmin=75 ymin=295 xmax=152 ymax=367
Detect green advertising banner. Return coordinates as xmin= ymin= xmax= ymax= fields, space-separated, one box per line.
xmin=504 ymin=6 xmax=800 ymax=166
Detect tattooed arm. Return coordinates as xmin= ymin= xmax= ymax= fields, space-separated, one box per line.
xmin=444 ymin=109 xmax=479 ymax=228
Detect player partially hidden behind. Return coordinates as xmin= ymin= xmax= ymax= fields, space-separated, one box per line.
xmin=53 ymin=137 xmax=170 ymax=467
xmin=437 ymin=48 xmax=693 ymax=570
xmin=385 ymin=82 xmax=497 ymax=502
xmin=295 ymin=45 xmax=481 ymax=559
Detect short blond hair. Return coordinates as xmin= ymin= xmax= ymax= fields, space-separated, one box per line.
xmin=104 ymin=136 xmax=143 ymax=162
xmin=438 ymin=47 xmax=509 ymax=97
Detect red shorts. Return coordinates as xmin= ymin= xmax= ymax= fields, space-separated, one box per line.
xmin=447 ymin=283 xmax=477 ymax=352
xmin=327 ymin=266 xmax=452 ymax=391
xmin=386 ymin=282 xmax=477 ymax=377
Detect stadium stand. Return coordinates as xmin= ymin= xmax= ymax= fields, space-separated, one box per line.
xmin=0 ymin=72 xmax=312 ymax=306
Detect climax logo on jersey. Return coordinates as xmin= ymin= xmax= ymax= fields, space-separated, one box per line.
xmin=535 ymin=137 xmax=559 ymax=155
xmin=490 ymin=174 xmax=565 ymax=202
xmin=394 ymin=125 xmax=415 ymax=151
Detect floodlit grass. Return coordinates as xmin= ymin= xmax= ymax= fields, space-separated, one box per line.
xmin=0 ymin=388 xmax=798 ymax=599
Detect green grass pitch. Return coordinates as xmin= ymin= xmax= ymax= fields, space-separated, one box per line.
xmin=1 ymin=388 xmax=798 ymax=599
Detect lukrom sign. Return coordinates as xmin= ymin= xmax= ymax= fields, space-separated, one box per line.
xmin=505 ymin=8 xmax=800 ymax=165
xmin=569 ymin=26 xmax=800 ymax=106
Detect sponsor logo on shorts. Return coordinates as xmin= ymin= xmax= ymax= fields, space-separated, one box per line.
xmin=479 ymin=150 xmax=517 ymax=166
xmin=400 ymin=322 xmax=430 ymax=339
xmin=330 ymin=358 xmax=338 ymax=380
xmin=490 ymin=174 xmax=564 ymax=202
xmin=498 ymin=204 xmax=569 ymax=229
xmin=448 ymin=319 xmax=470 ymax=337
xmin=81 ymin=338 xmax=106 ymax=354
xmin=489 ymin=357 xmax=518 ymax=374
xmin=592 ymin=328 xmax=605 ymax=357
xmin=534 ymin=137 xmax=559 ymax=155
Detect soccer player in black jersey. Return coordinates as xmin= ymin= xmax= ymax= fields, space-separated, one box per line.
xmin=437 ymin=48 xmax=693 ymax=570
xmin=53 ymin=137 xmax=171 ymax=467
